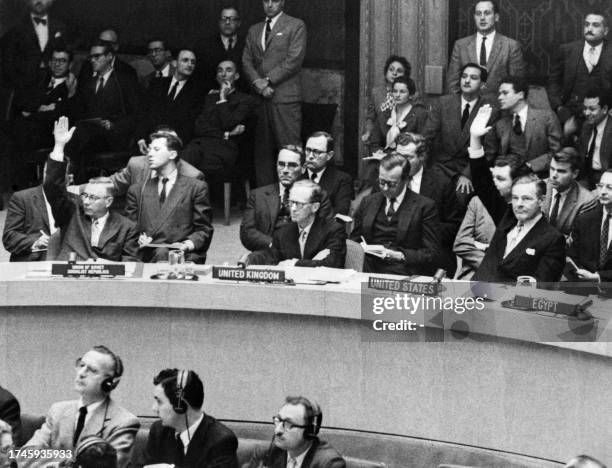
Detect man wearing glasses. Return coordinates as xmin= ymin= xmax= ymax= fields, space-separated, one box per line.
xmin=43 ymin=117 xmax=139 ymax=261
xmin=142 ymin=38 xmax=174 ymax=89
xmin=350 ymin=153 xmax=442 ymax=275
xmin=19 ymin=346 xmax=139 ymax=468
xmin=246 ymin=396 xmax=345 ymax=468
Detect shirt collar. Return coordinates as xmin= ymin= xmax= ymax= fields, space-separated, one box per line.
xmin=461 ymin=95 xmax=478 ymax=109
xmin=517 ymin=212 xmax=542 ymax=231
xmin=388 ymin=184 xmax=407 ymax=207
xmin=96 ymin=68 xmax=113 ymax=81
xmin=476 ymin=30 xmax=496 ymax=42
xmin=287 ymin=442 xmax=313 ymax=468
xmin=77 ymin=398 xmax=105 ymax=415
xmin=161 ymin=168 xmax=178 ymax=184
xmin=50 ymin=76 xmax=67 ymax=87
xmin=31 ymin=13 xmax=49 ymax=22
xmin=177 ymin=413 xmax=204 ymax=450
xmin=267 ymin=11 xmax=283 ymax=28
xmin=298 ymin=219 xmax=315 ymax=236
xmin=308 ymin=167 xmax=326 ymax=182
xmin=584 ymin=41 xmax=604 ymax=53
xmin=92 ymin=210 xmax=110 ymax=225
xmin=515 ymin=105 xmax=528 ymax=123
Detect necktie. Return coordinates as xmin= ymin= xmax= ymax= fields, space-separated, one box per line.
xmin=287 ymin=457 xmax=297 ymax=468
xmin=168 ymin=81 xmax=179 ymax=100
xmin=279 ymin=188 xmax=290 ymax=217
xmin=386 ymin=198 xmax=396 ymax=218
xmin=513 ymin=114 xmax=522 ymax=136
xmin=159 ymin=177 xmax=169 ymax=204
xmin=155 ymin=70 xmax=162 ymax=78
xmin=33 ymin=16 xmax=46 ymax=25
xmin=310 ymin=171 xmax=317 ymax=183
xmin=600 ymin=213 xmax=611 ymax=267
xmin=228 ymin=37 xmax=234 ymax=51
xmin=588 ymin=46 xmax=597 ymax=70
xmin=175 ymin=435 xmax=185 ymax=461
xmin=73 ymin=406 xmax=88 ymax=446
xmin=508 ymin=222 xmax=524 ymax=251
xmin=95 ymin=76 xmax=104 ymax=94
xmin=299 ymin=229 xmax=308 ymax=258
xmin=461 ymin=103 xmax=470 ymax=129
xmin=47 ymin=78 xmax=55 ymax=91
xmin=91 ymin=219 xmax=100 ymax=247
xmin=265 ymin=18 xmax=272 ymax=45
xmin=549 ymin=193 xmax=561 ymax=227
xmin=479 ymin=36 xmax=487 ymax=66
xmin=587 ymin=127 xmax=598 ymax=167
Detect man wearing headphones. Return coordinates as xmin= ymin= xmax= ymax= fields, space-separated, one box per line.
xmin=247 ymin=396 xmax=345 ymax=468
xmin=19 ymin=346 xmax=140 ymax=468
xmin=144 ymin=369 xmax=238 ymax=468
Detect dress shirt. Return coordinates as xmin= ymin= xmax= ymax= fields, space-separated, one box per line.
xmin=168 ymin=78 xmax=186 ymax=99
xmin=286 ymin=443 xmax=312 ymax=468
xmin=221 ymin=34 xmax=238 ymax=51
xmin=504 ymin=213 xmax=542 ymax=257
xmin=158 ymin=169 xmax=178 ymax=198
xmin=157 ymin=63 xmax=171 ymax=78
xmin=41 ymin=189 xmax=57 ymax=235
xmin=96 ymin=68 xmax=113 ymax=90
xmin=513 ymin=105 xmax=528 ymax=134
xmin=76 ymin=398 xmax=105 ymax=427
xmin=548 ymin=187 xmax=569 ymax=219
xmin=307 ymin=167 xmax=326 ymax=184
xmin=589 ymin=116 xmax=608 ymax=170
xmin=177 ymin=413 xmax=204 ymax=454
xmin=475 ymin=31 xmax=496 ymax=64
xmin=90 ymin=211 xmax=109 ymax=247
xmin=583 ymin=41 xmax=603 ymax=72
xmin=386 ymin=184 xmax=407 ymax=215
xmin=602 ymin=209 xmax=612 ymax=251
xmin=261 ymin=12 xmax=283 ymax=50
xmin=31 ymin=13 xmax=49 ymax=52
xmin=48 ymin=76 xmax=67 ymax=89
xmin=409 ymin=166 xmax=423 ymax=194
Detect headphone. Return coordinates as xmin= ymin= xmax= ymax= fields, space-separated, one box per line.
xmin=75 ymin=435 xmax=111 ymax=459
xmin=302 ymin=399 xmax=322 ymax=440
xmin=96 ymin=346 xmax=123 ymax=393
xmin=173 ymin=369 xmax=190 ymax=414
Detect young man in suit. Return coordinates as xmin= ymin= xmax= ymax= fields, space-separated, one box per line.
xmin=142 ymin=38 xmax=174 ymax=89
xmin=246 ymin=396 xmax=345 ymax=468
xmin=242 ymin=0 xmax=307 ymax=187
xmin=350 ymin=153 xmax=441 ymax=276
xmin=303 ymin=131 xmax=353 ymax=216
xmin=144 ymin=369 xmax=238 ymax=468
xmin=246 ymin=180 xmax=347 ymax=268
xmin=125 ymin=131 xmax=213 ymax=264
xmin=447 ymin=1 xmax=525 ymax=96
xmin=19 ymin=346 xmax=140 ymax=468
xmin=77 ymin=30 xmax=137 ymax=83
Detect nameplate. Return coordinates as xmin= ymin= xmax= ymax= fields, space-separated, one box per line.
xmin=514 ymin=293 xmax=592 ymax=316
xmin=212 ymin=266 xmax=285 ymax=283
xmin=51 ymin=263 xmax=125 ymax=277
xmin=367 ymin=277 xmax=438 ymax=296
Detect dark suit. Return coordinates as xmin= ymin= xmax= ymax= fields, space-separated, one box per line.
xmin=473 ymin=217 xmax=566 ymax=284
xmin=0 ymin=386 xmax=22 ymax=447
xmin=247 ymin=438 xmax=345 ymax=468
xmin=447 ymin=32 xmax=526 ymax=95
xmin=350 ymin=189 xmax=441 ymax=276
xmin=247 ymin=216 xmax=347 ymax=268
xmin=43 ymin=158 xmax=139 ymax=262
xmin=542 ymin=180 xmax=597 ymax=235
xmin=125 ymin=173 xmax=213 ymax=263
xmin=304 ymin=166 xmax=353 ymax=216
xmin=77 ymin=57 xmax=137 ymax=84
xmin=197 ymin=34 xmax=246 ymax=92
xmin=144 ymin=414 xmax=238 ymax=468
xmin=2 ymin=185 xmax=52 ymax=261
xmin=577 ymin=117 xmax=612 ymax=188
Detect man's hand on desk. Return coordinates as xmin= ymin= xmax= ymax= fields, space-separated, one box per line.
xmin=575 ymin=269 xmax=600 ymax=281
xmin=278 ymin=259 xmax=298 ymax=267
xmin=382 ymin=248 xmax=405 ymax=262
xmin=32 ymin=231 xmax=49 ymax=251
xmin=312 ymin=249 xmax=330 ymax=261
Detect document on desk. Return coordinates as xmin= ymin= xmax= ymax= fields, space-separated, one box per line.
xmin=360 ymin=238 xmax=386 ymax=258
xmin=286 ymin=266 xmax=357 ymax=284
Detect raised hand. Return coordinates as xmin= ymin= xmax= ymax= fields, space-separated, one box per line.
xmin=53 ymin=116 xmax=76 ymax=146
xmin=470 ymin=104 xmax=492 ymax=138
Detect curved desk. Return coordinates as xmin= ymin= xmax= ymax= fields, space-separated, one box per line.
xmin=0 ymin=262 xmax=610 ymax=464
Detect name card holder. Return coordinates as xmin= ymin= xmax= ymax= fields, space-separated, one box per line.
xmin=212 ymin=266 xmax=286 ymax=283
xmin=367 ymin=277 xmax=439 ymax=296
xmin=51 ymin=263 xmax=126 ymax=278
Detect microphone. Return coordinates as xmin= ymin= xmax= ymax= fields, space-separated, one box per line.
xmin=432 ymin=269 xmax=446 ymax=283
xmin=237 ymin=253 xmax=249 ymax=268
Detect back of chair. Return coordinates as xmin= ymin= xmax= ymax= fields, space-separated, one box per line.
xmin=344 ymin=239 xmax=364 ymax=272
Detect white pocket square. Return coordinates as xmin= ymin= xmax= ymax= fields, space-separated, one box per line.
xmin=525 ymin=248 xmax=535 ymax=256
xmin=276 ymin=32 xmax=283 ymax=36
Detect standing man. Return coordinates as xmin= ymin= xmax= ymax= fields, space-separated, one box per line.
xmin=243 ymin=0 xmax=307 ymax=187
xmin=447 ymin=0 xmax=525 ymax=96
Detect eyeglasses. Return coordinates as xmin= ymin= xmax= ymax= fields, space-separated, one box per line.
xmin=277 ymin=161 xmax=300 ymax=169
xmin=305 ymin=147 xmax=327 ymax=158
xmin=220 ymin=16 xmax=240 ymax=22
xmin=148 ymin=47 xmax=165 ymax=54
xmin=378 ymin=178 xmax=401 ymax=189
xmin=596 ymin=183 xmax=612 ymax=191
xmin=50 ymin=58 xmax=69 ymax=64
xmin=288 ymin=200 xmax=311 ymax=209
xmin=80 ymin=193 xmax=108 ymax=202
xmin=89 ymin=53 xmax=107 ymax=61
xmin=272 ymin=416 xmax=307 ymax=431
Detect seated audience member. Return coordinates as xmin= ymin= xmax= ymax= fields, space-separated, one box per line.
xmin=396 ymin=132 xmax=463 ymax=276
xmin=142 ymin=38 xmax=174 ymax=89
xmin=0 ymin=386 xmax=21 ymax=448
xmin=181 ymin=59 xmax=254 ymax=182
xmin=453 ymin=195 xmax=496 ymax=279
xmin=350 ymin=153 xmax=441 ymax=276
xmin=424 ymin=63 xmax=497 ymax=194
xmin=144 ymin=369 xmax=238 ymax=468
xmin=246 ymin=180 xmax=347 ymax=267
xmin=43 ymin=118 xmax=139 ymax=262
xmin=0 ymin=419 xmax=15 ymax=468
xmin=74 ymin=436 xmax=117 ymax=468
xmin=125 ymin=131 xmax=213 ymax=263
xmin=473 ymin=174 xmax=566 ymax=284
xmin=473 ymin=76 xmax=561 ymax=174
xmin=545 ymin=148 xmax=596 ymax=236
xmin=303 ymin=131 xmax=353 ymax=216
xmin=78 ymin=30 xmax=137 ymax=82
xmin=577 ymin=88 xmax=612 ymax=189
xmin=240 ymin=145 xmax=332 ymax=252
xmin=246 ymin=396 xmax=345 ymax=468
xmin=565 ymin=455 xmax=607 ymax=468
xmin=567 ymin=170 xmax=612 ymax=285
xmin=136 ymin=49 xmax=204 ymax=151
xmin=19 ymin=346 xmax=140 ymax=468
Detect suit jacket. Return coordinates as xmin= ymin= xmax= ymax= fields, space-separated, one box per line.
xmin=1 ymin=15 xmax=67 ymax=88
xmin=78 ymin=58 xmax=137 ymax=84
xmin=370 ymin=104 xmax=428 ymax=150
xmin=141 ymin=63 xmax=176 ymax=89
xmin=542 ymin=180 xmax=597 ymax=235
xmin=577 ymin=117 xmax=612 ymax=175
xmin=0 ymin=386 xmax=22 ymax=447
xmin=303 ymin=166 xmax=353 ymax=216
xmin=242 ymin=12 xmax=306 ymax=103
xmin=108 ymin=156 xmax=204 ymax=198
xmin=447 ymin=32 xmax=526 ymax=95
xmin=43 ymin=158 xmax=140 ymax=262
xmin=350 ymin=190 xmax=441 ymax=276
xmin=547 ymin=39 xmax=612 ymax=111
xmin=485 ymin=106 xmax=562 ymax=173
xmin=2 ymin=185 xmax=52 ymax=261
xmin=246 ymin=438 xmax=345 ymax=468
xmin=20 ymin=398 xmax=140 ymax=468
xmin=453 ymin=195 xmax=496 ymax=279
xmin=144 ymin=414 xmax=238 ymax=468
xmin=125 ymin=173 xmax=213 ymax=261
xmin=567 ymin=204 xmax=612 ymax=282
xmin=197 ymin=34 xmax=246 ymax=92
xmin=247 ymin=216 xmax=347 ymax=268
xmin=473 ymin=217 xmax=566 ymax=284
xmin=240 ymin=183 xmax=333 ymax=252
xmin=13 ymin=74 xmax=69 ymax=118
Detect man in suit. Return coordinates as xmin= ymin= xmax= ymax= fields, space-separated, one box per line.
xmin=144 ymin=369 xmax=238 ymax=468
xmin=548 ymin=11 xmax=612 ymax=132
xmin=243 ymin=0 xmax=307 ymax=187
xmin=350 ymin=153 xmax=441 ymax=276
xmin=303 ymin=131 xmax=353 ymax=216
xmin=44 ymin=117 xmax=139 ymax=262
xmin=142 ymin=38 xmax=174 ymax=89
xmin=246 ymin=396 xmax=345 ymax=468
xmin=181 ymin=59 xmax=254 ymax=181
xmin=77 ymin=30 xmax=137 ymax=83
xmin=136 ymin=49 xmax=204 ymax=152
xmin=395 ymin=132 xmax=463 ymax=277
xmin=577 ymin=88 xmax=612 ymax=189
xmin=19 ymin=346 xmax=140 ymax=468
xmin=566 ymin=170 xmax=612 ymax=286
xmin=1 ymin=0 xmax=68 ymax=89
xmin=447 ymin=1 xmax=525 ymax=96
xmin=246 ymin=180 xmax=346 ymax=267
xmin=473 ymin=174 xmax=566 ymax=284
xmin=543 ymin=148 xmax=596 ymax=236
xmin=125 ymin=130 xmax=213 ymax=263
xmin=0 ymin=386 xmax=21 ymax=447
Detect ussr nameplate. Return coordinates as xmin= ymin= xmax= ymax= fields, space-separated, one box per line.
xmin=212 ymin=266 xmax=285 ymax=283
xmin=367 ymin=277 xmax=439 ymax=296
xmin=51 ymin=263 xmax=125 ymax=277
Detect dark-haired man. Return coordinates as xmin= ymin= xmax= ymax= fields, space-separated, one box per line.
xmin=77 ymin=30 xmax=137 ymax=83
xmin=144 ymin=369 xmax=238 ymax=468
xmin=142 ymin=38 xmax=174 ymax=89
